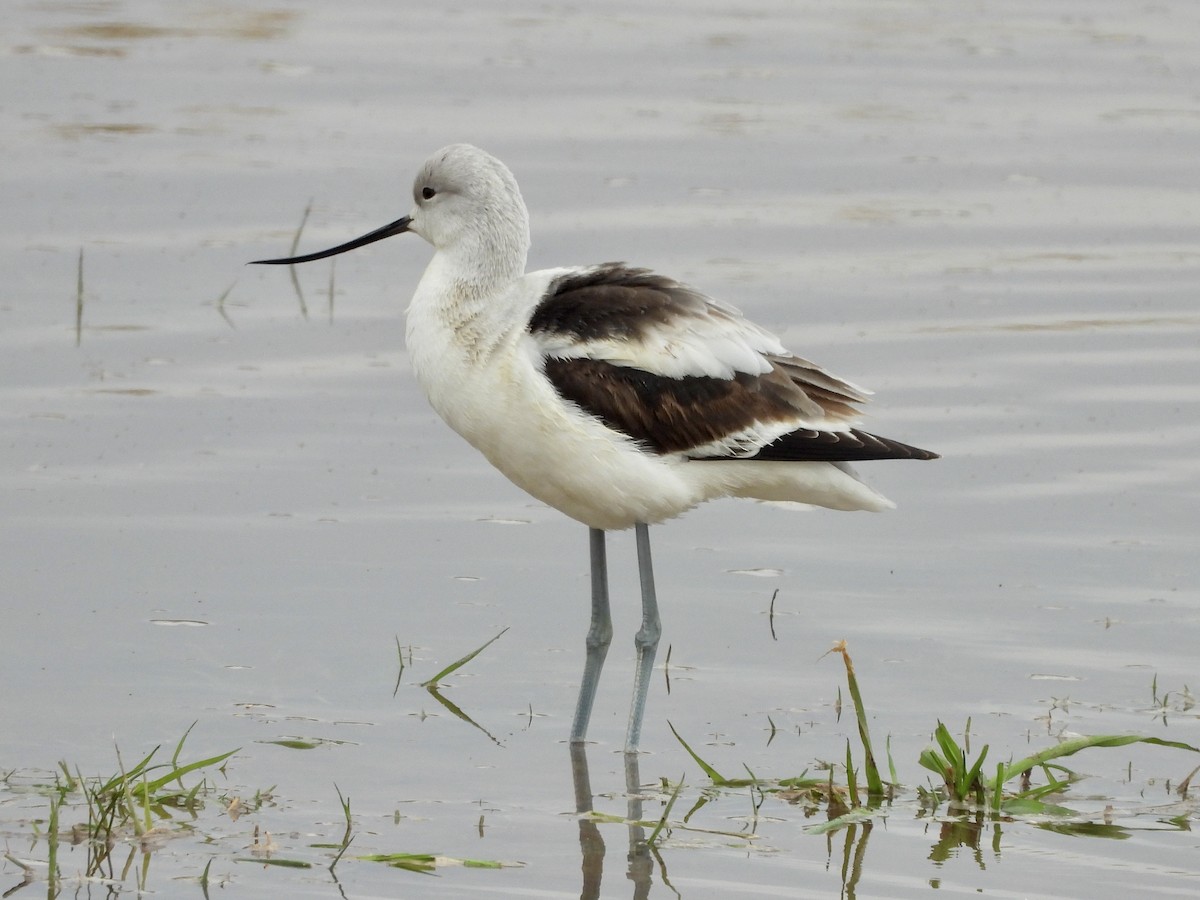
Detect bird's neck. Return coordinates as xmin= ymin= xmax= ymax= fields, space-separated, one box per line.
xmin=407 ymin=246 xmax=526 ymax=364
xmin=424 ymin=211 xmax=528 ymax=304
xmin=407 ymin=208 xmax=531 ymax=367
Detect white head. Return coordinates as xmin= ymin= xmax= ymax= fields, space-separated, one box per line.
xmin=406 ymin=144 xmax=529 ymax=261
xmin=251 ymin=143 xmax=531 ymax=284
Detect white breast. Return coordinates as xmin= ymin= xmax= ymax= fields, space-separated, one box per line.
xmin=405 ymin=271 xmax=702 ymax=530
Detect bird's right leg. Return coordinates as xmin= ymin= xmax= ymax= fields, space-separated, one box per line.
xmin=570 ymin=528 xmax=613 ymax=743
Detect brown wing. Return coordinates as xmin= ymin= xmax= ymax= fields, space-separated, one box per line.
xmin=543 ymin=356 xmax=937 ymax=461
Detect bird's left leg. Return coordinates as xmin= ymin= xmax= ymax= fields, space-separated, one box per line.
xmin=624 ymin=522 xmax=661 ymax=752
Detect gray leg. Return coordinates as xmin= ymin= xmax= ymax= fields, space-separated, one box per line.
xmin=570 ymin=528 xmax=612 ymax=743
xmin=624 ymin=522 xmax=661 ymax=752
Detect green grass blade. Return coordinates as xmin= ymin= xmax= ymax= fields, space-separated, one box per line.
xmin=47 ymin=794 xmax=60 ymax=889
xmin=993 ymin=735 xmax=1200 ymax=791
xmin=922 ymin=721 xmax=989 ymax=803
xmin=647 ymin=774 xmax=684 ymax=846
xmin=141 ymin=772 xmax=152 ymax=833
xmin=1001 ymin=797 xmax=1076 ymax=817
xmin=141 ymin=748 xmax=238 ymax=795
xmin=918 ymin=746 xmax=948 ymax=779
xmin=169 ymin=722 xmax=197 ymax=783
xmin=97 ymin=745 xmax=160 ymax=796
xmin=667 ymin=722 xmax=730 ymax=785
xmin=831 ymin=642 xmax=884 ymax=797
xmin=358 ymin=852 xmax=437 ymax=873
xmin=334 ymin=784 xmax=353 ymax=847
xmin=845 ymin=740 xmax=859 ymax=808
xmin=963 ymin=743 xmax=989 ymax=802
xmin=235 ymin=857 xmax=313 ymax=868
xmin=421 ymin=627 xmax=509 ymax=687
xmin=393 ymin=636 xmax=406 ymax=697
xmin=200 ymin=857 xmax=213 ymax=898
xmin=804 ymin=807 xmax=876 ymax=836
xmin=358 ymin=852 xmax=514 ymax=872
xmin=329 ymin=834 xmax=355 ymax=872
xmin=933 ymin=722 xmax=962 ymax=772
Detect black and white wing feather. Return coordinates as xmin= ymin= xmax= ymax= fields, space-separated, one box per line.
xmin=526 ymin=264 xmax=937 ymax=463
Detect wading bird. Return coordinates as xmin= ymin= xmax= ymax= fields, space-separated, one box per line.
xmin=253 ymin=144 xmax=937 ymax=751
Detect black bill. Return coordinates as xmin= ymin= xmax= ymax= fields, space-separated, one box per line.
xmin=251 ymin=215 xmax=412 ymax=265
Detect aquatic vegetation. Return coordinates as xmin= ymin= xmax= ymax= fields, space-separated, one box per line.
xmin=419 ymin=627 xmax=509 ymax=689
xmin=3 ymin=723 xmax=236 ymax=894
xmin=3 ymin=722 xmax=521 ymax=895
xmin=667 ymin=642 xmax=1200 ymax=837
xmin=3 ymin=643 xmax=1194 ymax=896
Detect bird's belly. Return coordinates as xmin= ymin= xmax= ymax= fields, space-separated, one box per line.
xmin=412 ymin=342 xmax=698 ymax=530
xmin=492 ymin=434 xmax=699 ymax=531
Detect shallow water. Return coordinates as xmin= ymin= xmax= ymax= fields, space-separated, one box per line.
xmin=2 ymin=1 xmax=1198 ymax=897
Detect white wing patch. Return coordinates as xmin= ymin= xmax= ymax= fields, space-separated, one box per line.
xmin=539 ymin=305 xmax=782 ymax=380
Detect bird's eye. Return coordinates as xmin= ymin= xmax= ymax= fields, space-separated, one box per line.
xmin=421 ymin=186 xmax=436 ymax=200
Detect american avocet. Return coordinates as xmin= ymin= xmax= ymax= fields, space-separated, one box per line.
xmin=253 ymin=143 xmax=937 ymax=752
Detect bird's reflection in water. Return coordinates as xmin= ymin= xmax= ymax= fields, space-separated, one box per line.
xmin=570 ymin=743 xmax=889 ymax=900
xmin=624 ymin=752 xmax=655 ymax=898
xmin=571 ymin=743 xmax=606 ymax=897
xmin=570 ymin=744 xmax=658 ymax=899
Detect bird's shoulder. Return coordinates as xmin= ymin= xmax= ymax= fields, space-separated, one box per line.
xmin=524 ymin=262 xmax=781 ymax=380
xmin=528 ymin=263 xmax=705 ymax=338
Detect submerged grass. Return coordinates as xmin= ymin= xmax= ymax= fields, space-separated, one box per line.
xmin=358 ymin=852 xmax=515 ymax=873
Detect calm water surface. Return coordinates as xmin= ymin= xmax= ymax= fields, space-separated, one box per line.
xmin=2 ymin=1 xmax=1198 ymax=897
